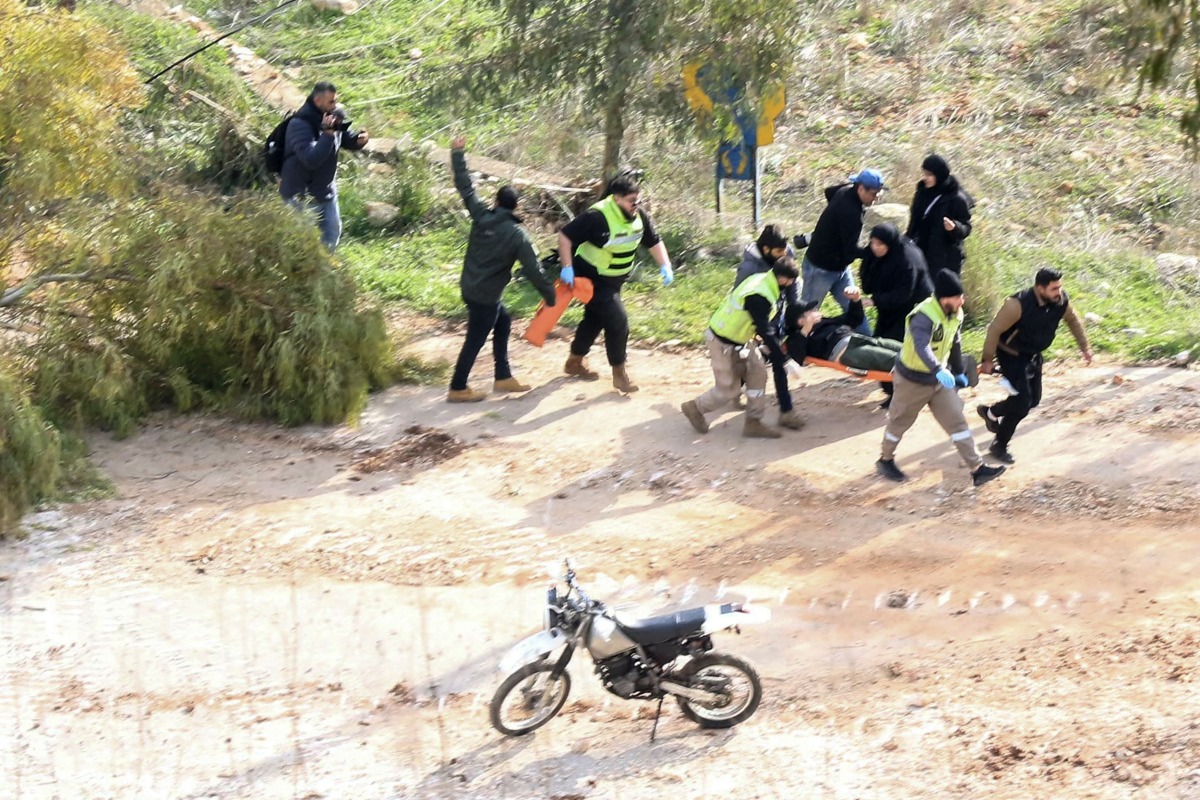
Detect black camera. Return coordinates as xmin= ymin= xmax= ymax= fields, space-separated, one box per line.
xmin=325 ymin=106 xmax=352 ymax=133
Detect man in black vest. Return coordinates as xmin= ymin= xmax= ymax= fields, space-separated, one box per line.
xmin=977 ymin=267 xmax=1093 ymax=464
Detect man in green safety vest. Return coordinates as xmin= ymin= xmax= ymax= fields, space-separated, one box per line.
xmin=876 ymin=269 xmax=1007 ymax=486
xmin=680 ymin=258 xmax=802 ymax=439
xmin=557 ymin=172 xmax=674 ymax=393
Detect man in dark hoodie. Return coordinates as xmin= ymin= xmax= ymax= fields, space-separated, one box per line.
xmin=279 ymin=82 xmax=369 ymax=250
xmin=734 ymin=224 xmax=804 ymax=429
xmin=801 ymin=168 xmax=885 ymax=335
xmin=905 ymin=154 xmax=973 ymax=276
xmin=875 ymin=269 xmax=1006 ymax=487
xmin=446 ymin=136 xmax=558 ymax=403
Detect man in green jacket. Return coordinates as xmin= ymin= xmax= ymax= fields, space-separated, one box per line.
xmin=447 ymin=135 xmax=557 ymax=403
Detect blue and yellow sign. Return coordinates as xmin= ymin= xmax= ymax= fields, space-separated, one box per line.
xmin=717 ymin=141 xmax=755 ymax=180
xmin=683 ymin=62 xmax=786 ymax=147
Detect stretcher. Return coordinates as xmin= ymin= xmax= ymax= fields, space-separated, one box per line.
xmin=799 ymin=354 xmax=979 ymax=387
xmin=523 ymin=277 xmax=595 ymax=347
xmin=803 ymin=357 xmax=893 ymax=383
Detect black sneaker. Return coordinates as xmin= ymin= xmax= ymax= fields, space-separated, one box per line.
xmin=988 ymin=441 xmax=1015 ymax=465
xmin=876 ymin=458 xmax=907 ymax=482
xmin=971 ymin=463 xmax=1006 ymax=487
xmin=977 ymin=404 xmax=1000 ymax=435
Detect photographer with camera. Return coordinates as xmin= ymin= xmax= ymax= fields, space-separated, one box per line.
xmin=280 ymin=81 xmax=369 ymax=251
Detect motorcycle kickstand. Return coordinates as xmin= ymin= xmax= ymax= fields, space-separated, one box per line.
xmin=649 ymin=696 xmax=665 ymax=743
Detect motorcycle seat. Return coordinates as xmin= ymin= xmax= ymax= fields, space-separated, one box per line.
xmin=615 ymin=606 xmax=707 ymax=645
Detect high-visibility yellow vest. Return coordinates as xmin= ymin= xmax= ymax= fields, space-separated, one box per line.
xmin=709 ymin=272 xmax=781 ymax=345
xmin=574 ymin=196 xmax=643 ymax=276
xmin=899 ymin=295 xmax=962 ymax=373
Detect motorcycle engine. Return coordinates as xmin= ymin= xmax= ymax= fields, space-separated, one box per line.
xmin=594 ymin=653 xmax=658 ymax=699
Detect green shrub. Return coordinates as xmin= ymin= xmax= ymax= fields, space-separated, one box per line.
xmin=0 ymin=366 xmax=61 ymax=536
xmin=19 ymin=190 xmax=392 ymax=433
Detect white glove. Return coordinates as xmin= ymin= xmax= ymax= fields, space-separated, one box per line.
xmin=785 ymin=360 xmax=804 ymax=380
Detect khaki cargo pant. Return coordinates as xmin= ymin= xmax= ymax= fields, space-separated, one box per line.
xmin=692 ymin=330 xmax=768 ymax=421
xmin=881 ymin=371 xmax=982 ymax=470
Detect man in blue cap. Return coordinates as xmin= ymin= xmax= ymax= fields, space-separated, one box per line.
xmin=801 ymin=167 xmax=886 ymax=334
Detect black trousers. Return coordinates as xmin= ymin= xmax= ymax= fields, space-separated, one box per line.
xmin=571 ymin=287 xmax=629 ymax=367
xmin=989 ymin=351 xmax=1043 ymax=448
xmin=450 ymin=300 xmax=512 ymax=390
xmin=874 ymin=312 xmax=906 ymax=398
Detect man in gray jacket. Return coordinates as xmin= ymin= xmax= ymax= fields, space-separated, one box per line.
xmin=447 ymin=135 xmax=557 ymax=403
xmin=279 ymin=82 xmax=368 ymax=250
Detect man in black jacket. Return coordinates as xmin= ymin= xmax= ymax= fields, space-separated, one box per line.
xmin=905 ymin=154 xmax=973 ymax=276
xmin=446 ymin=136 xmax=558 ymax=403
xmin=279 ymin=82 xmax=369 ymax=250
xmin=786 ymin=289 xmax=902 ymax=373
xmin=801 ymin=167 xmax=885 ymax=335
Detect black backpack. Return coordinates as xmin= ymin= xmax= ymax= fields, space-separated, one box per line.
xmin=263 ymin=112 xmax=294 ymax=175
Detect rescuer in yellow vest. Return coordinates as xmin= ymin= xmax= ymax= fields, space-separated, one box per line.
xmin=556 ymin=172 xmax=674 ymax=393
xmin=680 ymin=258 xmax=801 ymax=439
xmin=876 ymin=269 xmax=1007 ymax=487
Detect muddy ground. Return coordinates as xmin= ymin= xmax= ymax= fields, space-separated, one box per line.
xmin=2 ymin=318 xmax=1200 ymax=799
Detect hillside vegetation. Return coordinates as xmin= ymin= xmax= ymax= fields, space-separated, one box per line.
xmin=0 ymin=0 xmax=394 ymax=533
xmin=170 ymin=0 xmax=1200 ymax=360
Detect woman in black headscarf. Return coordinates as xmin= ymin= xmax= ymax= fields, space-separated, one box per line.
xmin=859 ymin=222 xmax=932 ymax=407
xmin=859 ymin=222 xmax=932 ymax=342
xmin=905 ymin=154 xmax=973 ymax=276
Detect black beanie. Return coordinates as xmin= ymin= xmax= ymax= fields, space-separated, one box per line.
xmin=921 ymin=154 xmax=950 ymax=185
xmin=933 ymin=268 xmax=964 ymax=299
xmin=496 ymin=185 xmax=520 ymax=210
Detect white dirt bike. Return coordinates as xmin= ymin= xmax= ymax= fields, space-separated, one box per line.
xmin=490 ymin=562 xmax=770 ymax=740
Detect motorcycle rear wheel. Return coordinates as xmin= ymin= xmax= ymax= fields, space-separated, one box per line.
xmin=489 ymin=662 xmax=571 ymax=736
xmin=675 ymin=652 xmax=762 ymax=729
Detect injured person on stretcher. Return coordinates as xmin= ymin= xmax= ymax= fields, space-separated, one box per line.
xmin=785 ymin=287 xmax=901 ymax=374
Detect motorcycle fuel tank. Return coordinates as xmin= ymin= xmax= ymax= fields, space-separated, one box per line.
xmin=585 ymin=614 xmax=637 ymax=659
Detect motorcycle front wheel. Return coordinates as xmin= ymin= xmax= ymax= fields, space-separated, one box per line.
xmin=674 ymin=652 xmax=762 ymax=729
xmin=489 ymin=662 xmax=572 ymax=736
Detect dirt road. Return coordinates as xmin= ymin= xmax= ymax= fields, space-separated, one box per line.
xmin=3 ymin=320 xmax=1199 ymax=799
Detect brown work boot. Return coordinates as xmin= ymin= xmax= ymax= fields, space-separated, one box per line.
xmin=681 ymin=400 xmax=709 ymax=433
xmin=778 ymin=410 xmax=805 ymax=430
xmin=493 ymin=377 xmax=531 ymax=393
xmin=564 ymin=353 xmax=599 ymax=381
xmin=447 ymin=388 xmax=486 ymax=403
xmin=612 ymin=364 xmax=639 ymax=393
xmin=743 ymin=417 xmax=782 ymax=439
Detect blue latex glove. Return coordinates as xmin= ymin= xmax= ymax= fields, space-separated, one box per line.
xmin=659 ymin=262 xmax=674 ymax=286
xmin=935 ymin=369 xmax=956 ymax=390
xmin=560 ymin=265 xmax=575 ymax=287
xmin=954 ymin=373 xmax=969 ymax=388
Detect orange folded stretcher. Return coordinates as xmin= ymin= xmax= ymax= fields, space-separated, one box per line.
xmin=523 ymin=277 xmax=594 ymax=347
xmin=803 ymin=357 xmax=894 ymax=383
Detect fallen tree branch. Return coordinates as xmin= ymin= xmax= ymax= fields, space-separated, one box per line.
xmin=1 ymin=272 xmax=96 ymax=307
